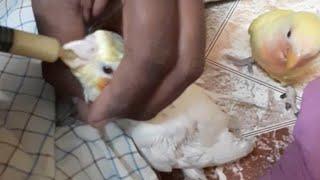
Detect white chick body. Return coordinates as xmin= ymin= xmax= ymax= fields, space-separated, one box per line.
xmin=117 ymin=84 xmax=255 ymax=180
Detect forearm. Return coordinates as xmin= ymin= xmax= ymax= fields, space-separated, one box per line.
xmin=139 ymin=0 xmax=205 ymax=117
xmin=90 ymin=0 xmax=180 ymax=119
xmin=117 ymin=0 xmax=179 ymax=99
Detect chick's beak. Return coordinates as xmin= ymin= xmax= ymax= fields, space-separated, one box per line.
xmin=97 ymin=78 xmax=111 ymax=91
xmin=286 ymin=49 xmax=299 ymax=69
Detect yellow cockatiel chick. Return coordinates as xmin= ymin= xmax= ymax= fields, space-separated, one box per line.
xmin=248 ymin=9 xmax=320 ymax=114
xmin=62 ymin=30 xmax=123 ymax=102
xmin=249 ymin=9 xmax=320 ymax=86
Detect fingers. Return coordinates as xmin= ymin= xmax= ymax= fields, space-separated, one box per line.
xmin=32 ymin=0 xmax=87 ymax=98
xmin=72 ymin=97 xmax=90 ymax=122
xmin=32 ymin=0 xmax=86 ymax=43
xmin=135 ymin=0 xmax=205 ymax=119
xmin=92 ymin=0 xmax=109 ymax=18
xmin=88 ymin=0 xmax=180 ymax=124
xmin=81 ymin=0 xmax=110 ymax=24
xmin=72 ymin=97 xmax=105 ymax=128
xmin=42 ymin=62 xmax=84 ymax=98
xmin=81 ymin=0 xmax=94 ymax=23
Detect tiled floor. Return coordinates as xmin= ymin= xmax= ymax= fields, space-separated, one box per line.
xmin=160 ymin=0 xmax=320 ymax=179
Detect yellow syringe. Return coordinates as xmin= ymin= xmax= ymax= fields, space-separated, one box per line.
xmin=0 ymin=26 xmax=77 ymax=62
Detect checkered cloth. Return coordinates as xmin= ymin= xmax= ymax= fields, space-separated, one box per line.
xmin=0 ymin=0 xmax=157 ymax=179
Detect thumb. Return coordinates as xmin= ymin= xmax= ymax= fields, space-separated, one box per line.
xmin=72 ymin=97 xmax=90 ymax=122
xmin=73 ymin=97 xmax=110 ymax=128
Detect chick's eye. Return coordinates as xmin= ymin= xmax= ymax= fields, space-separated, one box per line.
xmin=287 ymin=29 xmax=292 ymax=38
xmin=103 ymin=66 xmax=113 ymax=74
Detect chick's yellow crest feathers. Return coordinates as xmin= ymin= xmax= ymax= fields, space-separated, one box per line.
xmin=95 ymin=30 xmax=124 ymax=63
xmin=248 ymin=9 xmax=293 ymax=35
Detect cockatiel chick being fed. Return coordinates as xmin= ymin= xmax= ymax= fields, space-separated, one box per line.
xmin=62 ymin=30 xmax=123 ymax=102
xmin=244 ymin=9 xmax=320 ymax=114
xmin=62 ymin=30 xmax=255 ymax=180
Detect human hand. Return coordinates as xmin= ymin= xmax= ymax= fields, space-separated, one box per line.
xmin=31 ymin=0 xmax=110 ymax=100
xmin=82 ymin=0 xmax=205 ymax=127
